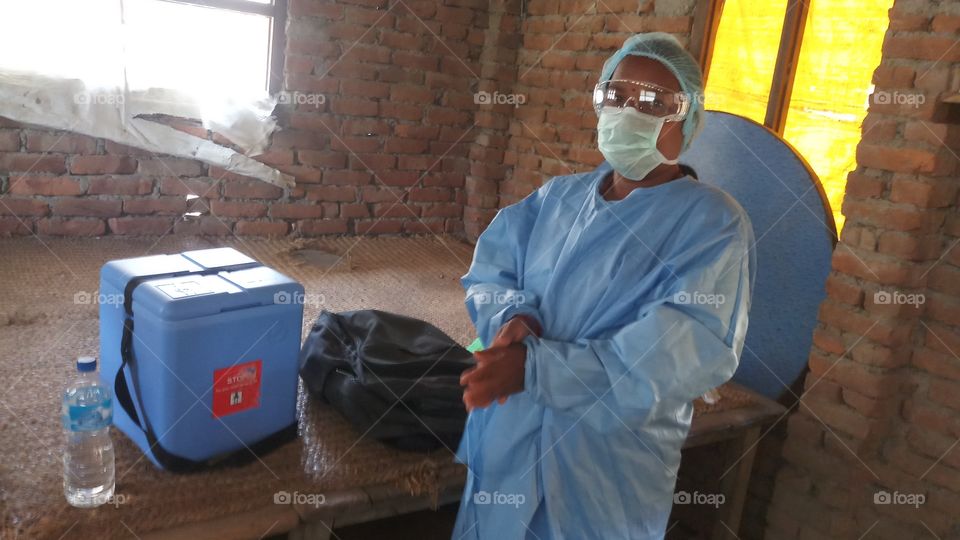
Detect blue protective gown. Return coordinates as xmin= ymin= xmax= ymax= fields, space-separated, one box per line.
xmin=453 ymin=163 xmax=756 ymax=540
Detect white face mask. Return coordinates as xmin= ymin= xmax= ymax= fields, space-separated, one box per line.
xmin=596 ymin=106 xmax=678 ymax=182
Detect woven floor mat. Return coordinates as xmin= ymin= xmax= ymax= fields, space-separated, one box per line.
xmin=0 ymin=235 xmax=755 ymax=539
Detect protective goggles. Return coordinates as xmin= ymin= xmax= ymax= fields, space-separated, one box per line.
xmin=592 ymin=79 xmax=691 ymax=121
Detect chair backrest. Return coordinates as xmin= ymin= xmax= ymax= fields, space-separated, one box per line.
xmin=679 ymin=110 xmax=836 ymax=401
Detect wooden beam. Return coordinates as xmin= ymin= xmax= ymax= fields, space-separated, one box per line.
xmin=764 ymin=0 xmax=811 ymax=134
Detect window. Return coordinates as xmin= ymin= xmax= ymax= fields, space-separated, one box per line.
xmin=702 ymin=0 xmax=894 ymax=232
xmin=0 ymin=0 xmax=287 ymax=97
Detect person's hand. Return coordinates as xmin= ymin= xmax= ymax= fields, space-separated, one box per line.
xmin=491 ymin=314 xmax=542 ymax=349
xmin=460 ymin=342 xmax=527 ymax=411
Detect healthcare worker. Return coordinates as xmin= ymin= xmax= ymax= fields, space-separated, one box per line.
xmin=454 ymin=32 xmax=756 ymax=540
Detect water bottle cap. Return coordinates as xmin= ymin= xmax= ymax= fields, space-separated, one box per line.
xmin=77 ymin=356 xmax=97 ymax=372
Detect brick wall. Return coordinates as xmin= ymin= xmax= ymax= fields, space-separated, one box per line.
xmin=766 ymin=1 xmax=960 ymax=538
xmin=0 ymin=0 xmax=519 ymax=238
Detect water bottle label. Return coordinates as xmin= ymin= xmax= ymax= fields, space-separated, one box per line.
xmin=64 ymin=398 xmax=113 ymax=431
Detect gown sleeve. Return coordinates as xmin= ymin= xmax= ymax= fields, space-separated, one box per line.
xmin=522 ymin=205 xmax=755 ymax=431
xmin=461 ymin=184 xmax=549 ymax=348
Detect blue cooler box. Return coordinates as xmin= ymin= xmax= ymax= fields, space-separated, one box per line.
xmin=99 ymin=247 xmax=303 ymax=471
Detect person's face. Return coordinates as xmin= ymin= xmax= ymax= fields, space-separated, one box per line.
xmin=608 ymin=56 xmax=684 ymax=160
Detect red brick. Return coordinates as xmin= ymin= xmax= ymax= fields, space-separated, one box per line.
xmin=52 ymin=199 xmax=122 ymax=218
xmin=929 ymin=379 xmax=960 ymax=412
xmin=0 ymin=130 xmax=20 ymax=152
xmin=340 ymin=79 xmax=391 ymax=99
xmin=348 ymin=153 xmax=396 ymax=170
xmin=323 ymin=170 xmax=371 ymax=186
xmin=269 ymin=203 xmax=324 ymax=219
xmin=807 ymin=351 xmax=903 ymax=399
xmin=403 ymin=219 xmax=444 ymax=234
xmin=37 ymin=218 xmax=105 ymax=236
xmin=393 ymin=51 xmax=439 ymax=71
xmin=932 ymin=13 xmax=960 ymax=33
xmin=123 ymin=198 xmax=188 ymax=215
xmin=271 ymin=129 xmax=329 ymax=150
xmin=856 ymin=144 xmax=939 ymax=174
xmin=883 ymin=35 xmax=960 ymax=61
xmin=379 ymin=102 xmax=424 ymax=121
xmin=25 ymin=131 xmax=97 ymax=154
xmin=329 ymin=98 xmax=379 ymax=117
xmin=107 ymin=217 xmax=173 ymax=236
xmin=372 ymin=203 xmax=417 ymax=218
xmin=8 ymin=176 xmax=82 ymax=196
xmin=298 ymin=219 xmax=348 ymax=235
xmin=384 ymin=138 xmax=429 ymax=154
xmin=421 ymin=203 xmax=460 ymax=218
xmin=139 ymin=158 xmax=204 ymax=177
xmin=297 ymin=150 xmax=347 ymax=168
xmin=888 ymin=11 xmax=929 ymax=31
xmin=889 ymin=177 xmax=958 ymax=208
xmin=69 ymin=155 xmax=138 ymax=175
xmin=408 ymin=188 xmax=452 ymax=202
xmin=0 ymin=198 xmax=48 ymax=217
xmin=0 ymin=153 xmax=67 ymax=174
xmin=87 ymin=176 xmax=153 ymax=196
xmin=0 ymin=216 xmax=31 ymax=236
xmin=160 ymin=177 xmax=220 ymax=198
xmin=303 ymin=185 xmax=357 ymax=202
xmin=394 ymin=124 xmax=439 ymax=140
xmin=841 ymin=198 xmax=943 ymax=233
xmin=844 ymin=172 xmax=884 ymax=199
xmin=235 ymin=221 xmax=289 ymax=236
xmin=339 ymin=203 xmax=370 ymax=218
xmin=824 ymin=274 xmax=864 ymax=307
xmin=222 ymin=180 xmax=284 ymax=200
xmin=355 ymin=219 xmax=404 ymax=234
xmin=174 ymin=217 xmax=232 ymax=236
xmin=210 ymin=200 xmax=267 ymax=218
xmin=390 ymin=85 xmax=436 ymax=104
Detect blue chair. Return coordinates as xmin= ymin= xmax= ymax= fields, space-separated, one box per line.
xmin=679 ymin=111 xmax=837 ymax=401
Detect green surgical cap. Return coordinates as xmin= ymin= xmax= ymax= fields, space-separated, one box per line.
xmin=599 ymin=32 xmax=705 ymax=152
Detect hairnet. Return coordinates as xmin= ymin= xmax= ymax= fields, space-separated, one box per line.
xmin=599 ymin=32 xmax=705 ymax=152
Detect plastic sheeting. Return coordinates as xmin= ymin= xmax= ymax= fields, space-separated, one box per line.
xmin=0 ymin=70 xmax=293 ymax=188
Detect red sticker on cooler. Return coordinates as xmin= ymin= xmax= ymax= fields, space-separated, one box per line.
xmin=212 ymin=360 xmax=262 ymax=418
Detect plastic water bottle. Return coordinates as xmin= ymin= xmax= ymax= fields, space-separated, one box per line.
xmin=62 ymin=356 xmax=115 ymax=508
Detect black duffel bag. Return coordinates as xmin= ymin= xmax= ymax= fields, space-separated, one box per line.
xmin=299 ymin=309 xmax=475 ymax=451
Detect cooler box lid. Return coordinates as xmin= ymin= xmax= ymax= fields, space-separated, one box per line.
xmin=100 ymin=248 xmax=302 ymax=322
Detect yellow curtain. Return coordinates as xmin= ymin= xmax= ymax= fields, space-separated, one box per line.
xmin=782 ymin=0 xmax=894 ymax=233
xmin=705 ymin=0 xmax=894 ymax=233
xmin=704 ymin=0 xmax=789 ymax=123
